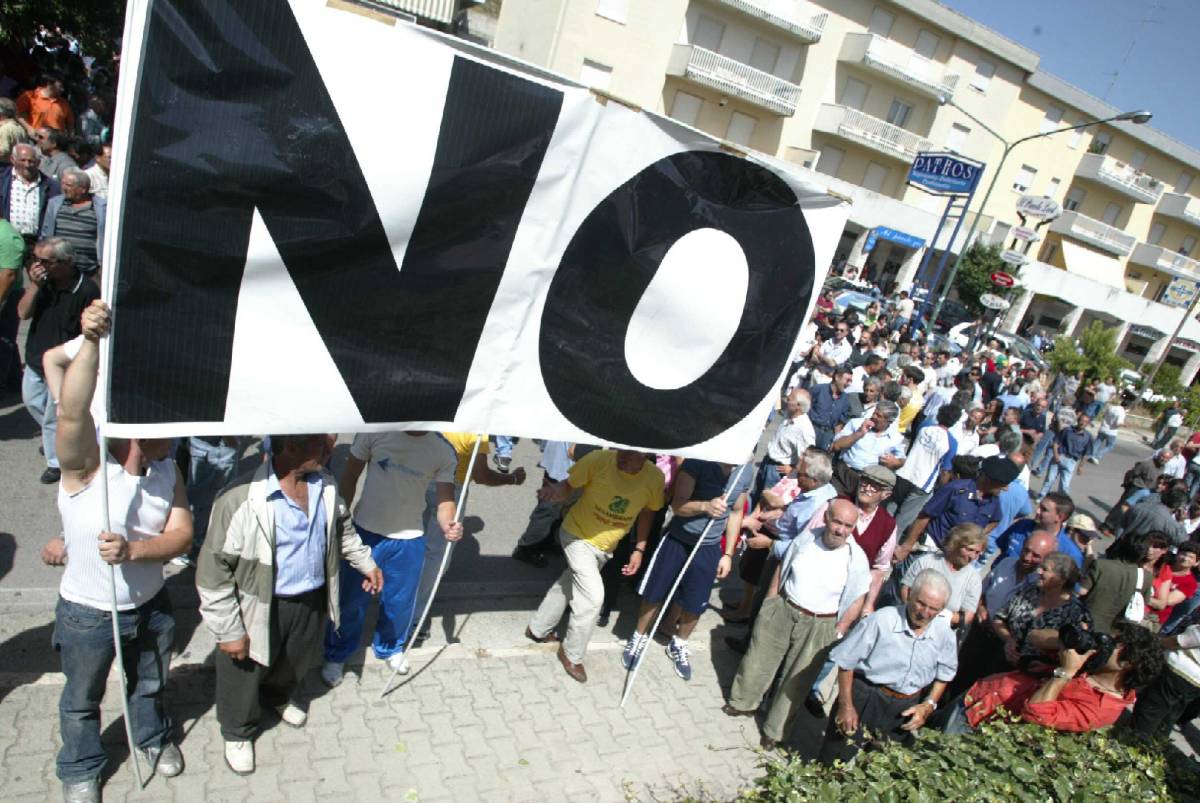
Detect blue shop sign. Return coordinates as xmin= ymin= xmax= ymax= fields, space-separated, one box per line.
xmin=865 ymin=226 xmax=925 ymax=253
xmin=908 ymin=151 xmax=984 ymax=195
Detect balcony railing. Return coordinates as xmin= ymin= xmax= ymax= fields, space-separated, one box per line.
xmin=1159 ymin=193 xmax=1200 ymax=227
xmin=1075 ymin=153 xmax=1164 ymax=204
xmin=706 ymin=0 xmax=827 ymax=43
xmin=1049 ymin=209 xmax=1136 ymax=256
xmin=839 ymin=33 xmax=959 ymax=100
xmin=1130 ymin=242 xmax=1200 ymax=278
xmin=813 ymin=103 xmax=933 ymax=162
xmin=667 ymin=44 xmax=800 ymax=116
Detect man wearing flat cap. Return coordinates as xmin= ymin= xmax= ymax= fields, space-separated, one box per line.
xmin=892 ymin=455 xmax=1018 ymax=566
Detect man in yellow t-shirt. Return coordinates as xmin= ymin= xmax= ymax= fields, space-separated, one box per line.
xmin=526 ymin=449 xmax=664 ymax=682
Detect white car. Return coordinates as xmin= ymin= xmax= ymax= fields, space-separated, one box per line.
xmin=947 ymin=323 xmax=1048 ymax=371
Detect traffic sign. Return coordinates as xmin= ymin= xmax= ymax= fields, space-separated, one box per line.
xmin=990 ymin=271 xmax=1016 ymax=288
xmin=979 ymin=293 xmax=1011 ymax=311
xmin=1000 ymin=249 xmax=1029 ymax=266
xmin=1012 ymin=226 xmax=1039 ymax=242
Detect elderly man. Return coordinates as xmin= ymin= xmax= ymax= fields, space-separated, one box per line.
xmin=818 ymin=570 xmax=956 ymax=765
xmin=52 ymin=301 xmax=193 ymax=803
xmin=18 ymin=237 xmax=99 ymax=483
xmin=36 ymin=127 xmax=77 ymax=180
xmin=755 ymin=388 xmax=814 ymax=502
xmin=722 ymin=499 xmax=870 ymax=750
xmin=1020 ymin=394 xmax=1051 ymax=444
xmin=829 ymin=399 xmax=906 ymax=497
xmin=1 ymin=141 xmax=60 ymax=240
xmin=41 ymin=168 xmax=104 ymax=277
xmin=528 ymin=449 xmax=664 ymax=683
xmin=198 ymin=434 xmax=383 ymax=775
xmin=809 ymin=364 xmax=852 ymax=450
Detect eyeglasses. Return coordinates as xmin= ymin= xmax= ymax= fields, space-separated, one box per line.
xmin=859 ymin=480 xmax=885 ymax=492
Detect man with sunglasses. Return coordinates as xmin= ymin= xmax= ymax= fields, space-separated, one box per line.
xmin=17 ymin=236 xmax=97 ymax=483
xmin=813 ymin=319 xmax=853 ymax=384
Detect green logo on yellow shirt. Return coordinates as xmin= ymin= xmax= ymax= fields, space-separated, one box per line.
xmin=608 ymin=496 xmax=630 ymax=515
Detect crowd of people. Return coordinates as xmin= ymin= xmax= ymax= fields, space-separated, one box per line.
xmin=5 ymin=27 xmax=1200 ymax=803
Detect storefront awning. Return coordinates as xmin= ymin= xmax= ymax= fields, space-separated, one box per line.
xmin=1059 ymin=240 xmax=1127 ymax=291
xmin=865 ymin=226 xmax=925 ymax=253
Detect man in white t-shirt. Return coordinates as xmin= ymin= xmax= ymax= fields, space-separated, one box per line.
xmin=1089 ymin=399 xmax=1125 ymax=464
xmin=813 ymin=319 xmax=853 ymax=381
xmin=890 ymin=403 xmax=961 ymax=539
xmin=896 ymin=291 xmax=915 ymax=322
xmin=320 ymin=432 xmax=461 ymax=687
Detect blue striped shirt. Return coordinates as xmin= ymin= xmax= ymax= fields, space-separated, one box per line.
xmin=267 ymin=468 xmax=327 ymax=596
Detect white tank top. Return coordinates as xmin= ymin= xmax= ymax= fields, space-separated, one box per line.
xmin=58 ymin=455 xmax=176 ymax=611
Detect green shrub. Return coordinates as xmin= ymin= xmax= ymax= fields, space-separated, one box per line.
xmin=735 ymin=716 xmax=1199 ymax=803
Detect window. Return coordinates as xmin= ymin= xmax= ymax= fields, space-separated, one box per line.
xmin=840 ymin=77 xmax=869 ymax=110
xmin=1148 ymin=222 xmax=1166 ymax=246
xmin=945 ymin=123 xmax=970 ymax=153
xmin=693 ymin=15 xmax=725 ymax=51
xmin=1177 ymin=172 xmax=1194 ymax=194
xmin=595 ymin=0 xmax=628 ymax=24
xmin=969 ymin=60 xmax=995 ymax=93
xmin=726 ymin=112 xmax=757 ymax=147
xmin=817 ymin=145 xmax=845 ymax=177
xmin=748 ymin=38 xmax=780 ymax=74
xmin=868 ymin=7 xmax=894 ymax=36
xmin=1069 ymin=126 xmax=1085 ymax=149
xmin=1064 ymin=186 xmax=1086 ymax=211
xmin=1091 ymin=132 xmax=1111 ymax=154
xmin=1012 ymin=164 xmax=1037 ymax=193
xmin=886 ymin=99 xmax=912 ymax=128
xmin=1047 ymin=177 xmax=1062 ymax=198
xmin=1102 ymin=202 xmax=1122 ymax=226
xmin=1130 ymin=149 xmax=1148 ymax=170
xmin=579 ymin=59 xmax=612 ymax=90
xmin=862 ymin=162 xmax=890 ymax=192
xmin=670 ymin=91 xmax=703 ymax=126
xmin=914 ymin=30 xmax=940 ymax=59
xmin=1183 ymin=236 xmax=1198 ymax=257
xmin=992 ymin=222 xmax=1012 ymax=246
xmin=1040 ymin=105 xmax=1064 ymax=134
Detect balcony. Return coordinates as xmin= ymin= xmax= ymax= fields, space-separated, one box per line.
xmin=813 ymin=103 xmax=933 ymax=163
xmin=1159 ymin=193 xmax=1200 ymax=228
xmin=1049 ymin=209 xmax=1136 ymax=256
xmin=705 ymin=0 xmax=827 ymax=43
xmin=838 ymin=33 xmax=959 ymax=101
xmin=1074 ymin=153 xmax=1164 ymax=204
xmin=667 ymin=44 xmax=800 ymax=116
xmin=1130 ymin=242 xmax=1200 ymax=279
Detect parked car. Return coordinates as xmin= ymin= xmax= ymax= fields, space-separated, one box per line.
xmin=924 ymin=333 xmax=964 ymax=356
xmin=932 ymin=300 xmax=976 ymax=331
xmin=832 ymin=290 xmax=876 ymax=315
xmin=946 ymin=323 xmax=1049 ymax=371
xmin=822 ymin=275 xmax=876 ymax=295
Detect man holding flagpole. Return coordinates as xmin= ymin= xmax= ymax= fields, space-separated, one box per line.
xmin=53 ymin=300 xmax=193 ymax=803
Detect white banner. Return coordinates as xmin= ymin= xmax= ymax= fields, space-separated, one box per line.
xmin=100 ymin=0 xmax=847 ymax=461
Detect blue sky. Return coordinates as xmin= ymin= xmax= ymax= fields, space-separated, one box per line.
xmin=940 ymin=0 xmax=1200 ymax=153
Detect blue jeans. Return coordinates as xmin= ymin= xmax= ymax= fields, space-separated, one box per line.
xmin=1040 ymin=455 xmax=1079 ymax=498
xmin=54 ymin=590 xmax=175 ymax=782
xmin=753 ymin=460 xmax=783 ymax=507
xmin=1031 ymin=431 xmax=1054 ymax=474
xmin=21 ymin=366 xmax=58 ymax=468
xmin=323 ymin=526 xmax=423 ymax=663
xmin=187 ymin=437 xmax=238 ymax=548
xmin=494 ymin=436 xmax=515 ymax=459
xmin=1090 ymin=431 xmax=1118 ymax=462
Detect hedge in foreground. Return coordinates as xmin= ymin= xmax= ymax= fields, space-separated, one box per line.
xmin=737 ymin=716 xmax=1200 ymax=803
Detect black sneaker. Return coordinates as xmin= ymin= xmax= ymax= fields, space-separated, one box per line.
xmin=40 ymin=467 xmax=61 ymax=485
xmin=512 ymin=545 xmax=548 ymax=568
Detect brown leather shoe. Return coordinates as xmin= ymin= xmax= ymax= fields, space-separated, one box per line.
xmin=525 ymin=626 xmax=560 ymax=644
xmin=557 ymin=646 xmax=587 ymax=683
xmin=760 ymin=734 xmax=778 ymax=751
xmin=722 ymin=702 xmax=757 ymax=718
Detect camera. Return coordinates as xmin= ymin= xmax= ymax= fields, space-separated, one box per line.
xmin=1058 ymin=623 xmax=1116 ymax=673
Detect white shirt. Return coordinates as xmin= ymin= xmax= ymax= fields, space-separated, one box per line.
xmin=897 ymin=298 xmax=915 ymax=318
xmin=898 ymin=425 xmax=955 ymax=493
xmin=83 ymin=163 xmax=109 ymax=199
xmin=1099 ymin=404 xmax=1125 ymax=436
xmin=818 ymin=337 xmax=853 ymax=371
xmin=784 ymin=536 xmax=850 ymax=613
xmin=766 ymin=413 xmax=815 ymax=465
xmin=8 ymin=172 xmax=41 ymax=235
xmin=846 ymin=365 xmax=871 ymax=394
xmin=1164 ymin=453 xmax=1187 ymax=480
xmin=349 ymin=432 xmax=456 ymax=539
xmin=1168 ymin=412 xmax=1184 ymax=428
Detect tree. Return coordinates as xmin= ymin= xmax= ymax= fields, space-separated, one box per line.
xmin=951 ymin=242 xmax=1018 ymax=315
xmin=1045 ymin=320 xmax=1130 ymax=381
xmin=0 ymin=1 xmax=126 ymax=62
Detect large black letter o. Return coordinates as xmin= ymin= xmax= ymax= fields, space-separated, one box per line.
xmin=539 ymin=151 xmax=815 ymax=449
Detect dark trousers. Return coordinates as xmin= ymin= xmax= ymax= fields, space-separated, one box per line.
xmin=945 ymin=623 xmax=1008 ymax=701
xmin=831 ymin=461 xmax=862 ymax=498
xmin=54 ymin=589 xmax=175 ymax=782
xmin=1132 ymin=668 xmax=1200 ymax=740
xmin=215 ymin=587 xmax=326 ymax=741
xmin=819 ymin=675 xmax=917 ymax=765
xmin=0 ymin=290 xmax=19 ymax=390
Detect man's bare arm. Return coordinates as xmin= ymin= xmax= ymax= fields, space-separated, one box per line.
xmin=55 ymin=302 xmax=105 ymax=483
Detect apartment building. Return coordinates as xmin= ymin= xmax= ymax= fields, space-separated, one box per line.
xmin=491 ymin=0 xmax=1200 ymax=383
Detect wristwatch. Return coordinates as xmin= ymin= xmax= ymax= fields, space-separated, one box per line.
xmin=1052 ymin=667 xmax=1072 ymax=680
xmin=922 ymin=698 xmax=938 ymax=711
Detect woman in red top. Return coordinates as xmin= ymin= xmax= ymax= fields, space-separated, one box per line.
xmin=1150 ymin=541 xmax=1200 ymax=626
xmin=943 ymin=623 xmax=1164 ymax=734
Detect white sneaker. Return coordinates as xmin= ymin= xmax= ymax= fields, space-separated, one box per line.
xmin=386 ymin=652 xmax=410 ymax=674
xmin=224 ymin=740 xmax=254 ymax=775
xmin=320 ymin=661 xmax=345 ymax=688
xmin=170 ymin=555 xmax=192 ymax=567
xmin=278 ymin=702 xmax=307 ymax=728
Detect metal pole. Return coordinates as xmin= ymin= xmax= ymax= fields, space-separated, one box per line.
xmin=1144 ymin=286 xmax=1200 ymax=389
xmin=99 ymin=433 xmax=146 ymax=787
xmin=379 ymin=434 xmax=484 ymax=700
xmin=918 ymin=194 xmax=970 ymax=327
xmin=620 ymin=461 xmax=750 ymax=708
xmin=910 ymin=195 xmax=954 ymax=294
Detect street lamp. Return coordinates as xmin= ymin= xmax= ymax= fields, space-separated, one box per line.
xmin=924 ymin=101 xmax=1152 ymax=332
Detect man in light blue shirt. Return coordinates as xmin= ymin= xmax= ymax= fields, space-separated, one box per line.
xmin=830 ymin=400 xmax=906 ymax=496
xmin=267 ymin=467 xmax=328 ymax=596
xmin=771 ymin=454 xmax=838 ymax=561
